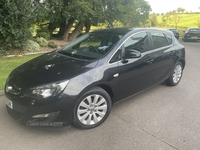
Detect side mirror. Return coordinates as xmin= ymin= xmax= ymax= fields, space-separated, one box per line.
xmin=124 ymin=49 xmax=141 ymax=59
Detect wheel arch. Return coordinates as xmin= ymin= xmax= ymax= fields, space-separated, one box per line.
xmin=97 ymin=84 xmax=114 ymax=104
xmin=77 ymin=83 xmax=115 ymax=105
xmin=177 ymin=59 xmax=185 ymax=69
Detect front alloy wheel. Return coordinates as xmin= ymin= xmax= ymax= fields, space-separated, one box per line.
xmin=73 ymin=87 xmax=111 ymax=129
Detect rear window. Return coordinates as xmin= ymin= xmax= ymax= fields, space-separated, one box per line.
xmin=188 ymin=28 xmax=200 ymax=32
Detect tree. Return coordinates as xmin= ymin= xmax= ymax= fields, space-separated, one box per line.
xmin=177 ymin=7 xmax=185 ymax=13
xmin=0 ymin=0 xmax=35 ymax=51
xmin=34 ymin=0 xmax=151 ymax=42
xmin=171 ymin=11 xmax=181 ymax=29
xmin=196 ymin=19 xmax=200 ymax=27
xmin=149 ymin=13 xmax=158 ymax=27
xmin=121 ymin=0 xmax=151 ymax=27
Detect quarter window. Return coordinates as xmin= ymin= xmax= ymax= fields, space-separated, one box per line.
xmin=109 ymin=49 xmax=121 ymax=63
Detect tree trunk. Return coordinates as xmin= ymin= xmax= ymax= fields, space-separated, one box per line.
xmin=63 ymin=18 xmax=75 ymax=41
xmin=68 ymin=21 xmax=84 ymax=42
xmin=85 ymin=21 xmax=91 ymax=33
xmin=48 ymin=22 xmax=56 ymax=36
xmin=56 ymin=21 xmax=67 ymax=38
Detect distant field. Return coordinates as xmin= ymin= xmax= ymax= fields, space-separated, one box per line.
xmin=157 ymin=13 xmax=200 ymax=30
xmin=156 ymin=13 xmax=200 ymax=37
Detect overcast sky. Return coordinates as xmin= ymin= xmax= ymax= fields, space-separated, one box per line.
xmin=147 ymin=0 xmax=200 ymax=13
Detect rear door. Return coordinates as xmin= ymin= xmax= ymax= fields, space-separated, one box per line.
xmin=149 ymin=31 xmax=176 ymax=84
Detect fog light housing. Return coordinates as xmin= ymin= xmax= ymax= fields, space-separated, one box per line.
xmin=32 ymin=111 xmax=60 ymax=121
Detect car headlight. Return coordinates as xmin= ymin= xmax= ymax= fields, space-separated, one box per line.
xmin=25 ymin=80 xmax=69 ymax=99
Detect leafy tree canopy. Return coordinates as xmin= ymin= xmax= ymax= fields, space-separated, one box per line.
xmin=0 ymin=0 xmax=35 ymax=50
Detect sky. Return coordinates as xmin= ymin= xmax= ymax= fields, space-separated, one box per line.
xmin=147 ymin=0 xmax=200 ymax=13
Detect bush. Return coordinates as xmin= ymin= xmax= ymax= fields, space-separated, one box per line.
xmin=0 ymin=0 xmax=34 ymax=51
xmin=48 ymin=41 xmax=57 ymax=48
xmin=36 ymin=37 xmax=48 ymax=47
xmin=22 ymin=40 xmax=40 ymax=52
xmin=36 ymin=27 xmax=50 ymax=40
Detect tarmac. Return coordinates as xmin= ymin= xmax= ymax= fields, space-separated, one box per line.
xmin=0 ymin=90 xmax=4 ymax=96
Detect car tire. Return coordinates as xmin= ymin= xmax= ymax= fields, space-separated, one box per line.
xmin=73 ymin=87 xmax=112 ymax=129
xmin=166 ymin=62 xmax=183 ymax=86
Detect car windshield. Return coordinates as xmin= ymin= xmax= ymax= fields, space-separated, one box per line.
xmin=189 ymin=28 xmax=200 ymax=32
xmin=58 ymin=32 xmax=124 ymax=60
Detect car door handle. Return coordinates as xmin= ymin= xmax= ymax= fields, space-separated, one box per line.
xmin=113 ymin=73 xmax=119 ymax=77
xmin=147 ymin=59 xmax=154 ymax=64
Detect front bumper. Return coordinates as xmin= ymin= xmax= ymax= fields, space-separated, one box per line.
xmin=5 ymin=94 xmax=76 ymax=127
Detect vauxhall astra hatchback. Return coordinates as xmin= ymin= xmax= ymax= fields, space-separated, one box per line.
xmin=5 ymin=28 xmax=185 ymax=129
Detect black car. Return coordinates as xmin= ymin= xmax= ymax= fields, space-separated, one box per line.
xmin=168 ymin=28 xmax=179 ymax=39
xmin=182 ymin=28 xmax=200 ymax=42
xmin=5 ymin=28 xmax=185 ymax=129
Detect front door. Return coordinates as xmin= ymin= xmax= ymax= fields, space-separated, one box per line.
xmin=118 ymin=31 xmax=156 ymax=100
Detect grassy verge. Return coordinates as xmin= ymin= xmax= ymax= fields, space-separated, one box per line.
xmin=0 ymin=54 xmax=41 ymax=90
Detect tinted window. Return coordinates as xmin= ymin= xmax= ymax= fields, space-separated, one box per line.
xmin=124 ymin=32 xmax=150 ymax=53
xmin=165 ymin=34 xmax=173 ymax=45
xmin=188 ymin=28 xmax=200 ymax=32
xmin=151 ymin=32 xmax=169 ymax=49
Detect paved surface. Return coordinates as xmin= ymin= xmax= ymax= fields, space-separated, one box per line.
xmin=0 ymin=41 xmax=200 ymax=150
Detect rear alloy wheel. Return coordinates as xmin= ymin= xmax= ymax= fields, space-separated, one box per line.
xmin=166 ymin=62 xmax=183 ymax=86
xmin=73 ymin=87 xmax=111 ymax=129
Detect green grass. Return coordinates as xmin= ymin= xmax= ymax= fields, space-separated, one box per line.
xmin=0 ymin=54 xmax=41 ymax=90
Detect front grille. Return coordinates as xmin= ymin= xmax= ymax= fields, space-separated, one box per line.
xmin=6 ymin=106 xmax=23 ymax=120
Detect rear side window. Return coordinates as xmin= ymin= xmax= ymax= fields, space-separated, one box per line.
xmin=150 ymin=32 xmax=170 ymax=49
xmin=165 ymin=34 xmax=173 ymax=45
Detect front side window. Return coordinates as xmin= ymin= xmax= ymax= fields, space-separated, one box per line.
xmin=59 ymin=32 xmax=123 ymax=60
xmin=123 ymin=32 xmax=150 ymax=53
xmin=151 ymin=32 xmax=170 ymax=49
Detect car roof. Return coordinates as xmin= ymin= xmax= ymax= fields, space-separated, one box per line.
xmin=188 ymin=28 xmax=200 ymax=29
xmin=92 ymin=27 xmax=173 ymax=35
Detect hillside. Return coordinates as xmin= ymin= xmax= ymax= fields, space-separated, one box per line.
xmin=157 ymin=13 xmax=200 ymax=30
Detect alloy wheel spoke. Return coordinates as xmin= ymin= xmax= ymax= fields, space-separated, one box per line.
xmin=86 ymin=114 xmax=92 ymax=125
xmin=93 ymin=95 xmax=100 ymax=105
xmin=80 ymin=112 xmax=90 ymax=122
xmin=96 ymin=111 xmax=106 ymax=117
xmin=93 ymin=113 xmax=99 ymax=123
xmin=79 ymin=101 xmax=89 ymax=109
xmin=96 ymin=98 xmax=106 ymax=106
xmin=86 ymin=96 xmax=92 ymax=105
xmin=96 ymin=105 xmax=107 ymax=111
xmin=77 ymin=109 xmax=88 ymax=115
